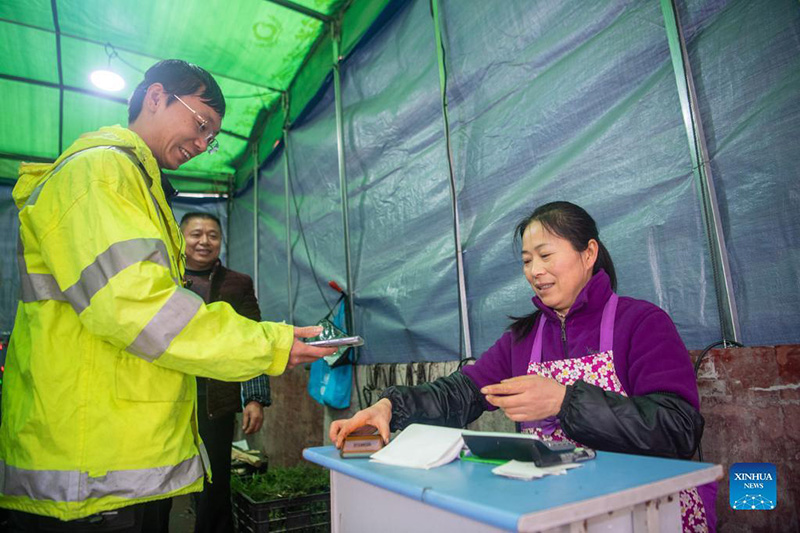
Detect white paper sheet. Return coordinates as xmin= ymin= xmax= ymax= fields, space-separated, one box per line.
xmin=492 ymin=460 xmax=583 ymax=480
xmin=369 ymin=424 xmax=464 ymax=469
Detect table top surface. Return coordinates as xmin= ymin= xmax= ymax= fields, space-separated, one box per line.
xmin=304 ymin=446 xmax=722 ymax=531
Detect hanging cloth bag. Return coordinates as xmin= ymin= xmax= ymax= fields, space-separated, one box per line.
xmin=307 ymin=298 xmax=352 ymax=409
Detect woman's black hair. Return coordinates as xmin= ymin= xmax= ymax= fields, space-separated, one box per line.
xmin=128 ymin=59 xmax=226 ymax=123
xmin=508 ymin=201 xmax=617 ymax=341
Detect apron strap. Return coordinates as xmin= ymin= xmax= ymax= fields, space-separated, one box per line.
xmin=529 ymin=313 xmax=547 ymax=365
xmin=599 ymin=293 xmax=619 ymax=353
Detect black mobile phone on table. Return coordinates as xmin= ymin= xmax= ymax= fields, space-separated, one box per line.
xmin=462 ymin=430 xmax=596 ymax=467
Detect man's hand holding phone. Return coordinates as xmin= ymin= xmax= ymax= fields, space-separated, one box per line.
xmin=288 ymin=326 xmax=338 ymax=369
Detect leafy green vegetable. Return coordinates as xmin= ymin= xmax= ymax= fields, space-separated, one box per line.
xmin=232 ymin=464 xmax=330 ymax=502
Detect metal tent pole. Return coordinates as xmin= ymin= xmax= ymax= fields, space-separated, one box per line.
xmin=282 ymin=93 xmax=294 ymax=323
xmin=264 ymin=0 xmax=332 ymax=22
xmin=252 ymin=144 xmax=260 ymax=300
xmin=660 ymin=0 xmax=741 ymax=342
xmin=50 ymin=0 xmax=64 ymax=154
xmin=226 ymin=174 xmax=234 ymax=274
xmin=431 ymin=0 xmax=473 ymax=360
xmin=331 ymin=20 xmax=356 ymax=337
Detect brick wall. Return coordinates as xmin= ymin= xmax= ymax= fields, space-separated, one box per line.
xmin=693 ymin=345 xmax=799 ymax=532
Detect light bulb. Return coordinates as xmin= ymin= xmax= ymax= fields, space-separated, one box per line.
xmin=90 ymin=69 xmax=125 ymax=92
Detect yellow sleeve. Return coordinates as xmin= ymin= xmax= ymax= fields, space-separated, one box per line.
xmin=30 ymin=150 xmax=292 ymax=379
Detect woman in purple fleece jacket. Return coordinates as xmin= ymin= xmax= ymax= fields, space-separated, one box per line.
xmin=330 ymin=201 xmax=714 ymax=532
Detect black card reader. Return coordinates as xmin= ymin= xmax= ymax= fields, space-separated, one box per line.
xmin=462 ymin=431 xmax=596 ymax=467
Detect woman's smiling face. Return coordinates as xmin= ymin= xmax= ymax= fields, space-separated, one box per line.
xmin=521 ymin=220 xmax=598 ymax=316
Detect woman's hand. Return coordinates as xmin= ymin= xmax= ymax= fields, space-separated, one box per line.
xmin=329 ymin=398 xmax=393 ymax=449
xmin=481 ymin=375 xmax=567 ymax=422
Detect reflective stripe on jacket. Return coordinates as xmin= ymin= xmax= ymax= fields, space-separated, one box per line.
xmin=0 ymin=126 xmax=293 ymax=520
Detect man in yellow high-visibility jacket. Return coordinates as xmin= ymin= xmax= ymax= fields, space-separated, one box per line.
xmin=0 ymin=60 xmax=334 ymax=531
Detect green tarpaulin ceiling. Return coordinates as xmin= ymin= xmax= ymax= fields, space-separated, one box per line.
xmin=0 ymin=0 xmax=391 ymax=192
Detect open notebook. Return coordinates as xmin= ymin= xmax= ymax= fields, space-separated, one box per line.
xmin=369 ymin=424 xmax=464 ymax=469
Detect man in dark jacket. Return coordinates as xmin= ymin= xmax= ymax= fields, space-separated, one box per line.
xmin=180 ymin=211 xmax=269 ymax=533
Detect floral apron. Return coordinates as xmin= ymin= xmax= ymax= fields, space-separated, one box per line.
xmin=521 ymin=294 xmax=708 ymax=532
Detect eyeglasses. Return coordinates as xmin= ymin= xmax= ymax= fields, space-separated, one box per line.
xmin=173 ymin=94 xmax=220 ymax=155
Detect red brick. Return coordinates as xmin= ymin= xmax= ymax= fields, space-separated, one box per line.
xmin=785 ymin=405 xmax=800 ymax=445
xmin=779 ymin=386 xmax=800 ymax=403
xmin=776 ymin=344 xmax=800 ymax=384
xmin=711 ymin=347 xmax=779 ymax=390
xmin=698 ymin=379 xmax=729 ymax=399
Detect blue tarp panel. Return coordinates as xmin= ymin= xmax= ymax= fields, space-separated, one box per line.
xmin=255 ymin=151 xmax=290 ymax=323
xmin=226 ymin=160 xmax=289 ymax=322
xmin=1 ymin=183 xmax=18 ymax=334
xmin=678 ymin=0 xmax=800 ymax=345
xmin=249 ymin=0 xmax=464 ymax=363
xmin=285 ymin=84 xmax=348 ymax=328
xmin=340 ymin=0 xmax=461 ymax=363
xmin=228 ymin=180 xmax=256 ymax=283
xmin=223 ymin=0 xmax=799 ymax=363
xmin=439 ymin=0 xmax=721 ymax=354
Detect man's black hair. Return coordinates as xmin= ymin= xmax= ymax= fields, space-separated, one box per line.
xmin=128 ymin=59 xmax=226 ymax=123
xmin=180 ymin=211 xmax=222 ymax=232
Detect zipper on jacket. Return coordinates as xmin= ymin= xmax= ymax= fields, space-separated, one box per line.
xmin=560 ymin=316 xmax=568 ymax=358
